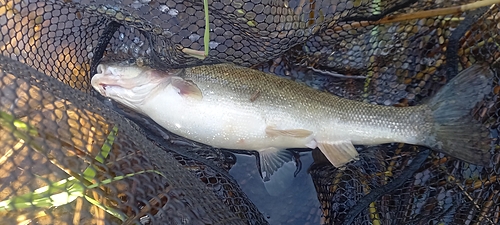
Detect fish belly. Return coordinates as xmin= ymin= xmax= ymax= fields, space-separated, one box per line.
xmin=142 ymin=85 xmax=314 ymax=151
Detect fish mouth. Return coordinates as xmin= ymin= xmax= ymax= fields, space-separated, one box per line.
xmin=91 ymin=63 xmax=157 ymax=107
xmin=93 ymin=64 xmax=124 ymax=96
xmin=97 ymin=83 xmax=123 ymax=97
xmin=100 ymin=83 xmax=116 ymax=91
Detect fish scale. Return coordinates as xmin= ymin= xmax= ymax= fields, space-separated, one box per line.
xmin=184 ymin=64 xmax=431 ymax=145
xmin=92 ymin=62 xmax=493 ymax=183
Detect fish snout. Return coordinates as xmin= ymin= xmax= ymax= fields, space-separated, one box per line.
xmin=91 ymin=64 xmax=112 ymax=96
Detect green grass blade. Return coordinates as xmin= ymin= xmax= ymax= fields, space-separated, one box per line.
xmin=82 ymin=126 xmax=118 ymax=181
xmin=84 ymin=196 xmax=127 ymax=221
xmin=0 ymin=178 xmax=84 ymax=211
xmin=203 ymin=0 xmax=209 ymax=57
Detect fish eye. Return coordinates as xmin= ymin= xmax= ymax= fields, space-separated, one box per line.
xmin=96 ymin=64 xmax=104 ymax=74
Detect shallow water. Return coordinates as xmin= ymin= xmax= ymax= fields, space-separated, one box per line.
xmin=229 ymin=151 xmax=322 ymax=225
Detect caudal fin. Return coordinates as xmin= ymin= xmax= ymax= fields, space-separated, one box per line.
xmin=425 ymin=64 xmax=493 ymax=165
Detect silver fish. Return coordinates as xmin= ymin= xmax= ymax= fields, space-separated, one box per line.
xmin=91 ymin=62 xmax=492 ymax=180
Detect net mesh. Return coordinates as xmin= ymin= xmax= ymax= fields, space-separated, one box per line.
xmin=0 ymin=0 xmax=499 ymax=224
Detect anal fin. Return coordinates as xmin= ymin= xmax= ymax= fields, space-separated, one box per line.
xmin=317 ymin=140 xmax=359 ymax=167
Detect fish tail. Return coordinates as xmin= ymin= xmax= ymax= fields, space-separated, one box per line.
xmin=424 ymin=64 xmax=493 ymax=165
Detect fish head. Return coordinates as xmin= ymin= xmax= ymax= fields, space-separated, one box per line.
xmin=91 ymin=63 xmax=172 ymax=112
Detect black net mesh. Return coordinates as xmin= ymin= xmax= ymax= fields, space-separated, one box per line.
xmin=0 ymin=55 xmax=259 ymax=224
xmin=1 ymin=0 xmax=499 ymax=224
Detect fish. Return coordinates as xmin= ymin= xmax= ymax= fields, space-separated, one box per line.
xmin=91 ymin=62 xmax=493 ymax=181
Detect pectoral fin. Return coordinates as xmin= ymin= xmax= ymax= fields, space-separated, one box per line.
xmin=171 ymin=77 xmax=203 ymax=100
xmin=257 ymin=147 xmax=294 ymax=182
xmin=317 ymin=140 xmax=359 ymax=167
xmin=265 ymin=126 xmax=313 ymax=138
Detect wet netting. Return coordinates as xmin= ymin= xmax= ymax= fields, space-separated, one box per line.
xmin=0 ymin=0 xmax=499 ymax=224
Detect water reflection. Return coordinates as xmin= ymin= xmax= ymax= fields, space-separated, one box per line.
xmin=229 ymin=151 xmax=322 ymax=224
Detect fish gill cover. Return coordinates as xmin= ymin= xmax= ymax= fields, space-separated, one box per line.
xmin=0 ymin=0 xmax=499 ymax=224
